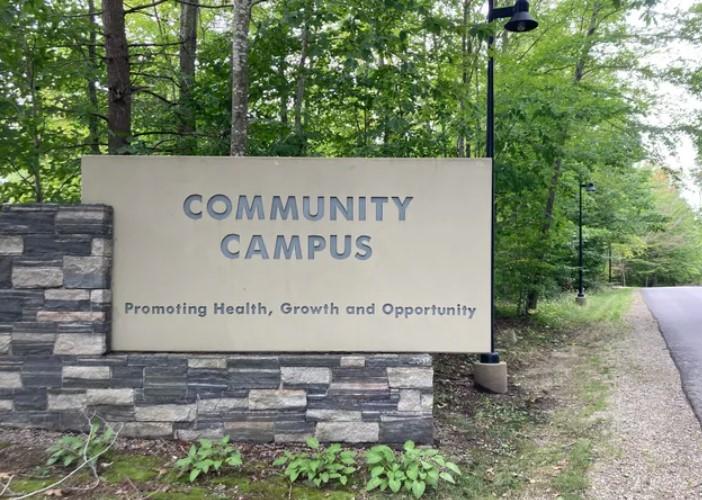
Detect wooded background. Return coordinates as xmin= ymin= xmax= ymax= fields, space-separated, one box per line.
xmin=2 ymin=0 xmax=702 ymax=313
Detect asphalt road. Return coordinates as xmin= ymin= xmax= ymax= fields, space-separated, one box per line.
xmin=642 ymin=287 xmax=702 ymax=424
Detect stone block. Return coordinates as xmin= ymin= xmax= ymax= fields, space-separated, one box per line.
xmin=0 ymin=298 xmax=22 ymax=322
xmin=0 ymin=257 xmax=11 ymax=288
xmin=14 ymin=388 xmax=48 ymax=411
xmin=249 ymin=389 xmax=306 ymax=410
xmin=140 ymin=387 xmax=191 ymax=404
xmin=0 ymin=236 xmax=23 ymax=255
xmin=144 ymin=366 xmax=187 ymax=387
xmin=226 ymin=355 xmax=280 ymax=369
xmin=197 ymin=397 xmax=248 ymax=413
xmin=224 ymin=421 xmax=274 ymax=442
xmin=23 ymin=234 xmax=92 ymax=258
xmin=21 ymin=361 xmax=62 ymax=387
xmin=91 ymin=238 xmax=112 ymax=256
xmin=188 ymin=358 xmax=227 ymax=369
xmin=379 ymin=418 xmax=433 ymax=444
xmin=120 ymin=422 xmax=173 ymax=438
xmin=56 ymin=207 xmax=111 ymax=236
xmin=86 ymin=389 xmax=135 ymax=405
xmin=0 ymin=205 xmax=56 ymax=234
xmin=340 ymin=356 xmax=365 ymax=368
xmin=421 ymin=393 xmax=433 ymax=412
xmin=48 ymin=392 xmax=87 ymax=410
xmin=176 ymin=427 xmax=224 ymax=441
xmin=63 ymin=366 xmax=111 ymax=380
xmin=135 ymin=404 xmax=197 ymax=422
xmin=90 ymin=289 xmax=111 ymax=304
xmin=367 ymin=354 xmax=432 ymax=367
xmin=45 ymin=289 xmax=90 ymax=301
xmin=306 ymin=409 xmax=362 ymax=422
xmin=280 ymin=355 xmax=340 ymax=367
xmin=397 ymin=390 xmax=422 ymax=412
xmin=12 ymin=267 xmax=63 ymax=288
xmin=0 ymin=333 xmax=9 ymax=354
xmin=229 ymin=368 xmax=280 ymax=389
xmin=327 ymin=380 xmax=389 ymax=396
xmin=315 ymin=422 xmax=379 ymax=443
xmin=387 ymin=368 xmax=433 ymax=389
xmin=63 ymin=256 xmax=109 ymax=289
xmin=37 ymin=311 xmax=105 ymax=322
xmin=54 ymin=334 xmax=106 ymax=355
xmin=111 ymin=366 xmax=145 ymax=388
xmin=275 ymin=433 xmax=313 ymax=443
xmin=187 ymin=370 xmax=229 ymax=393
xmin=0 ymin=371 xmax=22 ymax=388
xmin=281 ymin=367 xmax=331 ymax=385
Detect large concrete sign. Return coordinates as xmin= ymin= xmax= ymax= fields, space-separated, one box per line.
xmin=81 ymin=156 xmax=491 ymax=352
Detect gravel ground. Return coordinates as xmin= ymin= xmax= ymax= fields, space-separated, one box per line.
xmin=588 ymin=292 xmax=702 ymax=499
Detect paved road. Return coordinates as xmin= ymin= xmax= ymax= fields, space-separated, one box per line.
xmin=642 ymin=287 xmax=702 ymax=424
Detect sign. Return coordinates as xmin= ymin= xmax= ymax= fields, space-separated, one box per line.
xmin=81 ymin=156 xmax=492 ymax=352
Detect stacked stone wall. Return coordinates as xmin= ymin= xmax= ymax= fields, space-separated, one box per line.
xmin=0 ymin=204 xmax=433 ymax=443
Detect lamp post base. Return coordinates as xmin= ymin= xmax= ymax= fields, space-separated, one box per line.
xmin=575 ymin=295 xmax=586 ymax=306
xmin=473 ymin=360 xmax=508 ymax=394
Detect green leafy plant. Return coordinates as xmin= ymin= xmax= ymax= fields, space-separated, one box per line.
xmin=46 ymin=420 xmax=116 ymax=468
xmin=273 ymin=436 xmax=357 ymax=487
xmin=175 ymin=437 xmax=243 ymax=482
xmin=365 ymin=440 xmax=461 ymax=498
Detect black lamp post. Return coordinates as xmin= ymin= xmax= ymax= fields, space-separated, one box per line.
xmin=481 ymin=0 xmax=538 ymax=365
xmin=576 ymin=181 xmax=596 ymax=305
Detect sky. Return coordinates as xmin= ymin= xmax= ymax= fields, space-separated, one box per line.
xmin=631 ymin=0 xmax=702 ymax=209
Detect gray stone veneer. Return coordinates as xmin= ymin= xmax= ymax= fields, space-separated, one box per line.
xmin=0 ymin=205 xmax=433 ymax=443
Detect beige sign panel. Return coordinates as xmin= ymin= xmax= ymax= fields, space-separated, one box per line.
xmin=81 ymin=156 xmax=491 ymax=352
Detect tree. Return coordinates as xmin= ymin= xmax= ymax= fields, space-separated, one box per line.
xmin=102 ymin=0 xmax=131 ymax=153
xmin=178 ymin=0 xmax=199 ymax=154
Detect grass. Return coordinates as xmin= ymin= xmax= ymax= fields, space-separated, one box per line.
xmin=533 ymin=287 xmax=634 ymax=331
xmin=441 ymin=287 xmax=634 ymax=499
xmin=102 ymin=453 xmax=162 ymax=484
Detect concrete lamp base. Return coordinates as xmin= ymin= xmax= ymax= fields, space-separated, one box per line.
xmin=473 ymin=361 xmax=508 ymax=394
xmin=575 ymin=295 xmax=587 ymax=306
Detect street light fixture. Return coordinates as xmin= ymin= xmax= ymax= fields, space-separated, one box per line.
xmin=576 ymin=182 xmax=596 ymax=305
xmin=481 ymin=0 xmax=538 ymax=368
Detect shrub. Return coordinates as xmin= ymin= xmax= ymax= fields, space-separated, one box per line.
xmin=47 ymin=420 xmax=116 ymax=468
xmin=175 ymin=437 xmax=243 ymax=482
xmin=365 ymin=440 xmax=461 ymax=498
xmin=273 ymin=436 xmax=357 ymax=487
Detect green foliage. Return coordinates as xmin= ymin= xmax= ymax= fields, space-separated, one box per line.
xmin=534 ymin=288 xmax=635 ymax=331
xmin=46 ymin=420 xmax=115 ymax=468
xmin=2 ymin=0 xmax=702 ymax=310
xmin=174 ymin=437 xmax=243 ymax=483
xmin=365 ymin=440 xmax=461 ymax=498
xmin=273 ymin=436 xmax=357 ymax=487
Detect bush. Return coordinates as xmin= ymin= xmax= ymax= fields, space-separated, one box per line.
xmin=175 ymin=437 xmax=243 ymax=482
xmin=46 ymin=419 xmax=115 ymax=468
xmin=273 ymin=436 xmax=357 ymax=487
xmin=365 ymin=440 xmax=461 ymax=498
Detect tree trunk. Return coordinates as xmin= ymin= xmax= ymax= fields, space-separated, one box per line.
xmin=526 ymin=5 xmax=601 ymax=311
xmin=457 ymin=0 xmax=470 ymax=157
xmin=87 ymin=0 xmax=101 ymax=154
xmin=25 ymin=47 xmax=44 ymax=202
xmin=278 ymin=60 xmax=288 ymax=126
xmin=293 ymin=0 xmax=311 ymax=149
xmin=102 ymin=0 xmax=131 ymax=154
xmin=177 ymin=0 xmax=198 ymax=154
xmin=230 ymin=0 xmax=251 ymax=156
